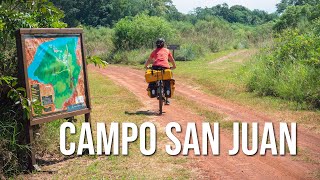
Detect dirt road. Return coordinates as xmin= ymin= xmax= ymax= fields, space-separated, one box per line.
xmin=91 ymin=65 xmax=320 ymax=179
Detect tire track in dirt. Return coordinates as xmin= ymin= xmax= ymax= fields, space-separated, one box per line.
xmin=209 ymin=49 xmax=254 ymax=64
xmin=90 ymin=65 xmax=320 ymax=179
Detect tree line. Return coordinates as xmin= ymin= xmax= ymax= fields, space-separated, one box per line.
xmin=51 ymin=0 xmax=277 ymax=27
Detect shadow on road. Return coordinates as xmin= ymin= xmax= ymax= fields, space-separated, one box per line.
xmin=125 ymin=110 xmax=161 ymax=116
xmin=33 ymin=155 xmax=79 ymax=173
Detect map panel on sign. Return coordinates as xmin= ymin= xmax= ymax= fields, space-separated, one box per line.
xmin=24 ymin=35 xmax=87 ymax=116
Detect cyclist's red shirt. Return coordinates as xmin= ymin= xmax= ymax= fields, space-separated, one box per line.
xmin=150 ymin=48 xmax=173 ymax=68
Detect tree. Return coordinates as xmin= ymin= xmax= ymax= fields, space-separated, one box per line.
xmin=52 ymin=0 xmax=113 ymax=27
xmin=273 ymin=4 xmax=320 ymax=31
xmin=0 ymin=0 xmax=66 ymax=76
xmin=51 ymin=0 xmax=181 ymax=27
xmin=193 ymin=4 xmax=276 ymax=25
xmin=276 ymin=0 xmax=320 ymax=13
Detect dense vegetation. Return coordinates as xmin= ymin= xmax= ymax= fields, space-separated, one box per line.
xmin=114 ymin=14 xmax=175 ymax=50
xmin=193 ymin=4 xmax=277 ymax=25
xmin=51 ymin=0 xmax=278 ymax=27
xmin=0 ymin=0 xmax=66 ymax=177
xmin=1 ymin=0 xmax=319 ymax=178
xmin=51 ymin=0 xmax=277 ymax=64
xmin=244 ymin=0 xmax=320 ymax=109
xmin=51 ymin=0 xmax=180 ymax=27
xmin=84 ymin=14 xmax=274 ymax=64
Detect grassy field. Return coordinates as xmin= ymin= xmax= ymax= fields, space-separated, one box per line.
xmin=172 ymin=49 xmax=320 ymax=133
xmin=174 ymin=49 xmax=292 ymax=110
xmin=29 ymin=70 xmax=193 ymax=179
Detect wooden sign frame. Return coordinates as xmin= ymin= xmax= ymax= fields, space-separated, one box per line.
xmin=167 ymin=44 xmax=180 ymax=50
xmin=16 ymin=28 xmax=91 ymax=170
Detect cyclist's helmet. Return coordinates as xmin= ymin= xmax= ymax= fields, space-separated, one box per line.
xmin=156 ymin=38 xmax=165 ymax=48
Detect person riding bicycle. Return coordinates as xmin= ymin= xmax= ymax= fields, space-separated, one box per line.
xmin=144 ymin=38 xmax=176 ymax=105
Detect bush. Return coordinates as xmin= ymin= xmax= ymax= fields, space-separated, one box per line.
xmin=175 ymin=44 xmax=207 ymax=61
xmin=244 ymin=29 xmax=320 ymax=108
xmin=108 ymin=49 xmax=150 ymax=65
xmin=0 ymin=77 xmax=31 ymax=177
xmin=194 ymin=19 xmax=235 ymax=52
xmin=84 ymin=26 xmax=115 ymax=58
xmin=113 ymin=14 xmax=176 ymax=50
xmin=170 ymin=20 xmax=194 ymax=36
xmin=273 ymin=4 xmax=320 ymax=32
xmin=90 ymin=16 xmax=271 ymax=64
xmin=273 ymin=30 xmax=320 ymax=66
xmin=0 ymin=50 xmax=17 ymax=77
xmin=0 ymin=102 xmax=26 ymax=177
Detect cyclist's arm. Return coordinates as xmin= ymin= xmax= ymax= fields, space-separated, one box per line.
xmin=169 ymin=55 xmax=176 ymax=69
xmin=144 ymin=57 xmax=153 ymax=69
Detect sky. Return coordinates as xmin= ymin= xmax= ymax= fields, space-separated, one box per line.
xmin=171 ymin=0 xmax=280 ymax=14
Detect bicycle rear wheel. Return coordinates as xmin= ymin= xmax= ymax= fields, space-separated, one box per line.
xmin=159 ymin=82 xmax=163 ymax=114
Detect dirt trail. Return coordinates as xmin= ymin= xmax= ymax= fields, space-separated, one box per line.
xmin=91 ymin=65 xmax=320 ymax=179
xmin=209 ymin=49 xmax=255 ymax=64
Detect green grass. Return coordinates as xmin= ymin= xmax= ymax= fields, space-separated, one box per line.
xmin=174 ymin=50 xmax=290 ymax=109
xmin=244 ymin=30 xmax=320 ymax=109
xmin=28 ymin=70 xmax=193 ymax=179
xmin=174 ymin=95 xmax=234 ymax=131
xmin=173 ymin=49 xmax=320 ymax=131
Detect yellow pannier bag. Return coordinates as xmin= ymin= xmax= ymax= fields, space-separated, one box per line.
xmin=145 ymin=69 xmax=173 ymax=83
xmin=170 ymin=79 xmax=175 ymax=97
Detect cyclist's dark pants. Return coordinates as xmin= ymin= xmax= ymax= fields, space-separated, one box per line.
xmin=152 ymin=66 xmax=169 ymax=70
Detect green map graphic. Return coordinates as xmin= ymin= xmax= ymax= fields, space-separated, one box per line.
xmin=28 ymin=37 xmax=81 ymax=109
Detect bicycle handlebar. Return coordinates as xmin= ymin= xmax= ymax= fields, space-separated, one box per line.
xmin=146 ymin=66 xmax=175 ymax=70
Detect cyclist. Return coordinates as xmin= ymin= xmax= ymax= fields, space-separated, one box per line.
xmin=144 ymin=38 xmax=176 ymax=105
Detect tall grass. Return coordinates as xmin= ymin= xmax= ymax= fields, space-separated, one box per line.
xmin=0 ymin=98 xmax=28 ymax=177
xmin=170 ymin=18 xmax=274 ymax=61
xmin=84 ymin=26 xmax=115 ymax=59
xmin=83 ymin=16 xmax=274 ymax=64
xmin=108 ymin=49 xmax=150 ymax=65
xmin=243 ymin=29 xmax=320 ymax=109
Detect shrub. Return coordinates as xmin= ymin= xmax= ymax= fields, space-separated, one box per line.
xmin=0 ymin=102 xmax=26 ymax=177
xmin=312 ymin=18 xmax=320 ymax=36
xmin=84 ymin=26 xmax=115 ymax=58
xmin=0 ymin=77 xmax=32 ymax=177
xmin=192 ymin=19 xmax=238 ymax=52
xmin=108 ymin=49 xmax=150 ymax=65
xmin=175 ymin=44 xmax=207 ymax=61
xmin=273 ymin=30 xmax=320 ymax=66
xmin=244 ymin=29 xmax=320 ymax=108
xmin=170 ymin=20 xmax=194 ymax=36
xmin=273 ymin=4 xmax=320 ymax=32
xmin=113 ymin=14 xmax=176 ymax=50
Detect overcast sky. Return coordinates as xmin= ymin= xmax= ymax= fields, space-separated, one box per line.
xmin=171 ymin=0 xmax=280 ymax=14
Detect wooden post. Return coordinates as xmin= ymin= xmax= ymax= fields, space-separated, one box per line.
xmin=27 ymin=124 xmax=37 ymax=170
xmin=85 ymin=113 xmax=91 ymax=123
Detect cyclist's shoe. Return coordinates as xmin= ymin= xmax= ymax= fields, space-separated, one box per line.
xmin=165 ymin=99 xmax=170 ymax=105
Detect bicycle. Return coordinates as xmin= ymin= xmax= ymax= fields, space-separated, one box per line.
xmin=146 ymin=66 xmax=173 ymax=115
